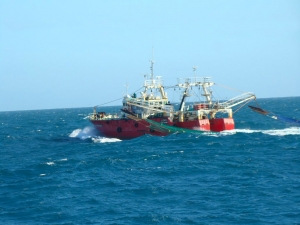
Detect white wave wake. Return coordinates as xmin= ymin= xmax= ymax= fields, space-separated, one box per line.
xmin=262 ymin=127 xmax=300 ymax=136
xmin=231 ymin=127 xmax=300 ymax=136
xmin=92 ymin=137 xmax=121 ymax=143
xmin=69 ymin=126 xmax=121 ymax=143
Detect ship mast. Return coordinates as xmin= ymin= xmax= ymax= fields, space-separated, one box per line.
xmin=193 ymin=66 xmax=198 ymax=77
xmin=139 ymin=51 xmax=167 ymax=100
xmin=177 ymin=66 xmax=214 ymax=110
xmin=178 ymin=67 xmax=198 ymax=112
xmin=201 ymin=77 xmax=213 ymax=105
xmin=150 ymin=59 xmax=154 ymax=84
xmin=150 ymin=47 xmax=154 ymax=84
xmin=124 ymin=82 xmax=129 ymax=95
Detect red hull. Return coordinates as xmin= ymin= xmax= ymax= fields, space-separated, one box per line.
xmin=90 ymin=117 xmax=171 ymax=140
xmin=209 ymin=118 xmax=235 ymax=132
xmin=174 ymin=118 xmax=234 ymax=132
xmin=90 ymin=117 xmax=235 ymax=139
xmin=175 ymin=119 xmax=210 ymax=131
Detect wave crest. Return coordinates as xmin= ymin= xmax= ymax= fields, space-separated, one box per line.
xmin=69 ymin=126 xmax=97 ymax=140
xmin=69 ymin=126 xmax=121 ymax=143
xmin=235 ymin=127 xmax=300 ymax=136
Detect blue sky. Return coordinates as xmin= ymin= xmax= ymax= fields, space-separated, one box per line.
xmin=0 ymin=0 xmax=299 ymax=111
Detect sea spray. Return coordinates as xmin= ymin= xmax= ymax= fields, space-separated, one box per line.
xmin=69 ymin=126 xmax=98 ymax=139
xmin=69 ymin=126 xmax=121 ymax=142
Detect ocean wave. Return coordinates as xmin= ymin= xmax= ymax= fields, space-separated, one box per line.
xmin=69 ymin=126 xmax=98 ymax=140
xmin=262 ymin=127 xmax=300 ymax=136
xmin=197 ymin=127 xmax=300 ymax=137
xmin=234 ymin=127 xmax=300 ymax=136
xmin=91 ymin=137 xmax=121 ymax=143
xmin=69 ymin=126 xmax=121 ymax=143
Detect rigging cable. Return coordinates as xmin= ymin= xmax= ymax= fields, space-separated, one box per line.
xmin=215 ymin=83 xmax=256 ymax=113
xmin=95 ymin=87 xmax=144 ymax=107
xmin=215 ymin=83 xmax=246 ymax=94
xmin=233 ymin=99 xmax=253 ymax=114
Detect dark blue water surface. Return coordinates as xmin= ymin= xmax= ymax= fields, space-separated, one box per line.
xmin=1 ymin=97 xmax=300 ymax=224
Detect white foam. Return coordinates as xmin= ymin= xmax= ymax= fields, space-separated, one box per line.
xmin=200 ymin=127 xmax=300 ymax=137
xmin=69 ymin=126 xmax=97 ymax=140
xmin=69 ymin=129 xmax=82 ymax=138
xmin=46 ymin=162 xmax=54 ymax=165
xmin=69 ymin=126 xmax=121 ymax=143
xmin=201 ymin=130 xmax=236 ymax=137
xmin=234 ymin=129 xmax=260 ymax=134
xmin=262 ymin=127 xmax=300 ymax=136
xmin=91 ymin=137 xmax=121 ymax=143
xmin=235 ymin=127 xmax=300 ymax=136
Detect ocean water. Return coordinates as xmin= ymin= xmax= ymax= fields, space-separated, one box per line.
xmin=1 ymin=97 xmax=300 ymax=224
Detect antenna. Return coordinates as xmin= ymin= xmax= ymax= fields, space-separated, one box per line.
xmin=124 ymin=82 xmax=129 ymax=95
xmin=193 ymin=66 xmax=198 ymax=76
xmin=150 ymin=47 xmax=155 ymax=81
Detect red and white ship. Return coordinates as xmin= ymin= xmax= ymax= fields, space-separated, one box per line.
xmin=89 ymin=61 xmax=256 ymax=139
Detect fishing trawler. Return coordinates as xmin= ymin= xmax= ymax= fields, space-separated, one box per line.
xmin=147 ymin=76 xmax=256 ymax=133
xmin=89 ymin=60 xmax=174 ymax=139
xmin=89 ymin=62 xmax=256 ymax=139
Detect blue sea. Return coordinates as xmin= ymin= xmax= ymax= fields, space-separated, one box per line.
xmin=1 ymin=97 xmax=300 ymax=224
